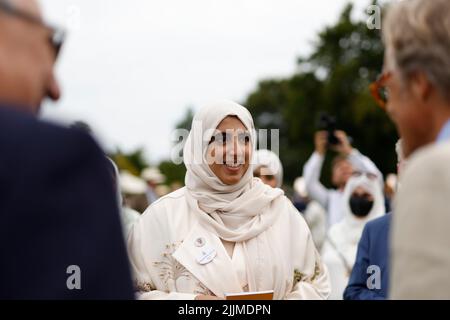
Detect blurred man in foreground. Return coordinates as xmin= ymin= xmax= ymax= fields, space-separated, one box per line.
xmin=0 ymin=0 xmax=133 ymax=299
xmin=377 ymin=0 xmax=450 ymax=299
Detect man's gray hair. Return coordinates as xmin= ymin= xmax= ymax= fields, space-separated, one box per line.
xmin=383 ymin=0 xmax=450 ymax=102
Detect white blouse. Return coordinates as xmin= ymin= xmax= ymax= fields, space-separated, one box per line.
xmin=231 ymin=243 xmax=248 ymax=292
xmin=127 ymin=187 xmax=331 ymax=300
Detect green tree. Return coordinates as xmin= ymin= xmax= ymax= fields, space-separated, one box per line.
xmin=110 ymin=148 xmax=149 ymax=176
xmin=176 ymin=106 xmax=195 ymax=131
xmin=245 ymin=1 xmax=397 ymax=187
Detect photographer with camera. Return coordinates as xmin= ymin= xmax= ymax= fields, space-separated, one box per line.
xmin=302 ymin=127 xmax=383 ymax=228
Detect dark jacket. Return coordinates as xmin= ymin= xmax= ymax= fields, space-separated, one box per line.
xmin=0 ymin=106 xmax=134 ymax=299
xmin=343 ymin=213 xmax=391 ymax=300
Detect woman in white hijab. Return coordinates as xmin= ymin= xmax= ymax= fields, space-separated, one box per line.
xmin=253 ymin=149 xmax=284 ymax=188
xmin=321 ymin=172 xmax=385 ymax=299
xmin=127 ymin=100 xmax=330 ymax=300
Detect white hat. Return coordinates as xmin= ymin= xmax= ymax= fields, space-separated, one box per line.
xmin=293 ymin=177 xmax=308 ymax=198
xmin=120 ymin=171 xmax=147 ymax=195
xmin=253 ymin=149 xmax=283 ymax=188
xmin=141 ymin=167 xmax=165 ymax=184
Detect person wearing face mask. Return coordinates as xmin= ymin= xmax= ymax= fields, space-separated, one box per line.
xmin=321 ymin=172 xmax=385 ymax=300
xmin=303 ymin=131 xmax=383 ymax=229
xmin=348 ymin=192 xmax=374 ymax=218
xmin=343 ymin=140 xmax=404 ymax=300
xmin=127 ymin=100 xmax=330 ymax=300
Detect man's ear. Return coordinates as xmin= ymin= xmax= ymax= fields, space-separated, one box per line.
xmin=409 ymin=71 xmax=433 ymax=103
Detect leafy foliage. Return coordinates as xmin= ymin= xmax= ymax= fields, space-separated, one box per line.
xmin=245 ymin=1 xmax=397 ymax=186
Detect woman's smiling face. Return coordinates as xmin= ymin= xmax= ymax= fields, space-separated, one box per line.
xmin=207 ymin=116 xmax=252 ymax=185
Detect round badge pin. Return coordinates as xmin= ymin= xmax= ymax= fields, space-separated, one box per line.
xmin=194 ymin=237 xmax=205 ymax=247
xmin=196 ymin=246 xmax=217 ymax=265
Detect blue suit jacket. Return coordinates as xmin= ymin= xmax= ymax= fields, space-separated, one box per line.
xmin=0 ymin=107 xmax=134 ymax=299
xmin=343 ymin=213 xmax=391 ymax=300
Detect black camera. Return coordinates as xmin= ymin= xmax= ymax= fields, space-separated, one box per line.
xmin=317 ymin=113 xmax=340 ymax=146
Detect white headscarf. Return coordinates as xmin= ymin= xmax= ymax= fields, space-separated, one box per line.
xmin=183 ymin=100 xmax=285 ymax=241
xmin=253 ymin=149 xmax=284 ymax=188
xmin=183 ymin=100 xmax=289 ymax=298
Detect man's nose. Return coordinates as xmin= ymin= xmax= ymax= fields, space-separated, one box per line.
xmin=46 ymin=72 xmax=61 ymax=101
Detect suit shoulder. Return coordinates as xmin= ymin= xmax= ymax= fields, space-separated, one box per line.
xmin=0 ymin=110 xmax=106 ymax=188
xmin=35 ymin=123 xmax=104 ymax=169
xmin=0 ymin=108 xmax=100 ymax=157
xmin=37 ymin=121 xmax=99 ymax=153
xmin=365 ymin=214 xmax=391 ymax=233
xmin=407 ymin=142 xmax=450 ymax=173
xmin=400 ymin=142 xmax=450 ymax=195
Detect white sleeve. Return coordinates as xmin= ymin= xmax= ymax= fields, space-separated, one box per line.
xmin=127 ymin=218 xmax=197 ymax=300
xmin=284 ymin=209 xmax=331 ymax=300
xmin=285 ymin=248 xmax=331 ymax=300
xmin=303 ymin=152 xmax=330 ymax=209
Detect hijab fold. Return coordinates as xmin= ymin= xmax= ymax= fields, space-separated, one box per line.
xmin=183 ymin=100 xmax=284 ymax=241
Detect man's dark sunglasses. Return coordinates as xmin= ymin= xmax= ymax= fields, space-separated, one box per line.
xmin=0 ymin=0 xmax=66 ymax=59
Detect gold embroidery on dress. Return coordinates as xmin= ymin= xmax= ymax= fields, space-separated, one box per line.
xmin=193 ymin=282 xmax=214 ymax=296
xmin=293 ymin=269 xmax=304 ymax=286
xmin=153 ymin=242 xmax=191 ymax=286
xmin=293 ymin=261 xmax=322 ymax=287
xmin=311 ymin=261 xmax=322 ymax=282
xmin=135 ymin=281 xmax=153 ymax=292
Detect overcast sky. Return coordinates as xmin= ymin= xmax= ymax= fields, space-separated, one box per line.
xmin=39 ymin=0 xmax=374 ymax=164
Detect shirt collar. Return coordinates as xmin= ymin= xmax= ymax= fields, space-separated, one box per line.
xmin=437 ymin=119 xmax=450 ymax=143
